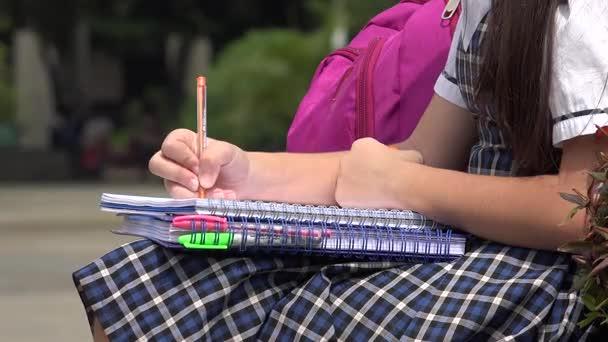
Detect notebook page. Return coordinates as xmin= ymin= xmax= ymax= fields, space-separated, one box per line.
xmin=118 ymin=215 xmax=466 ymax=257
xmin=101 ymin=193 xmax=438 ymax=229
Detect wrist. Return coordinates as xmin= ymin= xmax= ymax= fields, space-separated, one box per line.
xmin=237 ymin=151 xmax=261 ymax=200
xmin=389 ymin=161 xmax=429 ymax=213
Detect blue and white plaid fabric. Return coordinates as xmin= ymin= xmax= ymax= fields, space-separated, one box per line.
xmin=73 ymin=11 xmax=591 ymax=342
xmin=74 ymin=239 xmax=586 ymax=341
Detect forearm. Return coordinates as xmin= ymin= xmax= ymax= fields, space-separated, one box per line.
xmin=397 ymin=163 xmax=587 ymax=250
xmin=241 ymin=151 xmax=344 ymax=205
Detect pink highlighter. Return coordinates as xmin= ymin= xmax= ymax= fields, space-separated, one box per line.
xmin=171 ymin=215 xmax=330 ymax=238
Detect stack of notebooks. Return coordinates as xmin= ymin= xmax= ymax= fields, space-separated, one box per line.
xmin=100 ymin=193 xmax=467 ymax=262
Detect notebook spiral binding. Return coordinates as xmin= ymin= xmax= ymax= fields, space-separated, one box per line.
xmin=200 ymin=198 xmax=435 ymax=229
xmin=189 ymin=199 xmax=455 ymax=262
xmin=101 ymin=194 xmax=462 ymax=262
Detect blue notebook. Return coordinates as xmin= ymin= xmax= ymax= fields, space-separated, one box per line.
xmin=101 ymin=193 xmax=467 ymax=262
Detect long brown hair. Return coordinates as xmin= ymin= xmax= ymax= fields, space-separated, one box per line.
xmin=476 ymin=0 xmax=562 ymax=175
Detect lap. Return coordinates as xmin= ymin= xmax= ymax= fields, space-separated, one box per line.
xmin=73 ymin=239 xmax=586 ymax=341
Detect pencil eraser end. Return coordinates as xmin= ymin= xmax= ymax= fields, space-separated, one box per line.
xmin=197 ymin=76 xmax=206 ymax=87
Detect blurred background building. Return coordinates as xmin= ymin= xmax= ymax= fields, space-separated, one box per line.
xmin=0 ymin=0 xmax=394 ymax=182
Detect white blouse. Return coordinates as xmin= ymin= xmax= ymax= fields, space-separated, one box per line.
xmin=434 ymin=0 xmax=608 ymax=147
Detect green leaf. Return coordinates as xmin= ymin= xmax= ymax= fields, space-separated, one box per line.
xmin=589 ymin=171 xmax=608 ymax=182
xmin=595 ymin=124 xmax=608 ymax=138
xmin=578 ymin=311 xmax=600 ymax=328
xmin=595 ymin=296 xmax=608 ymax=311
xmin=599 ymin=152 xmax=608 ymax=165
xmin=600 ymin=184 xmax=608 ymax=197
xmin=590 ymin=258 xmax=608 ymax=277
xmin=559 ymin=192 xmax=589 ymax=207
xmin=593 ymin=226 xmax=608 ymax=240
xmin=558 ymin=241 xmax=593 ymax=257
xmin=576 ymin=254 xmax=591 ymax=263
xmin=566 ymin=206 xmax=583 ymax=221
xmin=592 ymin=244 xmax=608 ymax=259
xmin=583 ymin=293 xmax=598 ymax=311
xmin=573 ymin=274 xmax=590 ymax=291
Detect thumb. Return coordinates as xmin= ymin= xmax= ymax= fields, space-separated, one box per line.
xmin=390 ymin=146 xmax=424 ymax=164
xmin=198 ymin=140 xmax=236 ymax=189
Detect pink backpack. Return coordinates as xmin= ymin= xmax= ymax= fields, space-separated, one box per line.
xmin=286 ymin=0 xmax=460 ymax=152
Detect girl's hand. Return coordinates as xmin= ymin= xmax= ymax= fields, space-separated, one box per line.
xmin=335 ymin=138 xmax=423 ymax=209
xmin=148 ymin=129 xmax=250 ymax=199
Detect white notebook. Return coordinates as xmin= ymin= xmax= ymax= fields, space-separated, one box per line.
xmin=101 ymin=193 xmax=467 ymax=262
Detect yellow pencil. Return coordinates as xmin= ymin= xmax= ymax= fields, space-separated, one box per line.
xmin=197 ymin=76 xmax=207 ymax=199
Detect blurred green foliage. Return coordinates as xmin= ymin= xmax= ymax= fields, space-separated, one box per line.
xmin=110 ymin=85 xmax=170 ymax=153
xmin=177 ymin=0 xmax=395 ymax=151
xmin=307 ymin=0 xmax=396 ymax=37
xmin=0 ymin=0 xmax=396 ymax=152
xmin=178 ymin=29 xmax=330 ymax=151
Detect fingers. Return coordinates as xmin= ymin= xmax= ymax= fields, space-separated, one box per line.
xmin=148 ymin=129 xmax=201 ymax=193
xmin=199 ymin=140 xmax=237 ymax=188
xmin=223 ymin=190 xmax=237 ymax=200
xmin=207 ymin=189 xmax=238 ymax=200
xmin=161 ymin=129 xmax=199 ymax=173
xmin=396 ymin=150 xmax=424 ymax=164
xmin=149 ymin=128 xmax=240 ymax=193
xmin=164 ymin=179 xmax=198 ymax=199
xmin=150 ymin=151 xmax=199 ymax=192
xmin=351 ymin=137 xmax=423 ymax=164
xmin=163 ymin=180 xmax=238 ymax=200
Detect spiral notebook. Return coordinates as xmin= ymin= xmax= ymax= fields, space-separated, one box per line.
xmin=100 ymin=193 xmax=467 ymax=262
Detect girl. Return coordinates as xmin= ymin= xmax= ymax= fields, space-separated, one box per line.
xmin=77 ymin=0 xmax=607 ymax=340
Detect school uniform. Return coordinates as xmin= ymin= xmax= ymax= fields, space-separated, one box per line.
xmin=73 ymin=1 xmax=607 ymax=340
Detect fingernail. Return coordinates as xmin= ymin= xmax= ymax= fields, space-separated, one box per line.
xmin=189 ymin=178 xmax=199 ymax=192
xmin=225 ymin=190 xmax=237 ymax=200
xmin=200 ymin=175 xmax=214 ymax=189
xmin=211 ymin=189 xmax=224 ymax=199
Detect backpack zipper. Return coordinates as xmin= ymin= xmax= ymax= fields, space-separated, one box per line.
xmin=329 ymin=48 xmax=360 ymax=101
xmin=442 ymin=0 xmax=460 ymax=19
xmin=331 ymin=67 xmax=353 ymax=102
xmin=331 ymin=47 xmax=360 ymax=61
xmin=356 ymin=37 xmax=385 ymax=139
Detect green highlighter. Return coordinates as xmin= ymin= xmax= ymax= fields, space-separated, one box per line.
xmin=179 ymin=231 xmax=318 ymax=251
xmin=178 ymin=232 xmax=233 ymax=250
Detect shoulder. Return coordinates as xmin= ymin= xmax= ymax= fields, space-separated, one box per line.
xmin=554 ymin=0 xmax=608 ymax=55
xmin=555 ymin=0 xmax=608 ymax=44
xmin=550 ymin=0 xmax=608 ymax=147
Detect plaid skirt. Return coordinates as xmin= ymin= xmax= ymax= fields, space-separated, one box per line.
xmin=73 ymin=238 xmax=588 ymax=341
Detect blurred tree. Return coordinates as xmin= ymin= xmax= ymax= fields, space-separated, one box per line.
xmin=0 ymin=42 xmax=14 ymax=123
xmin=0 ymin=0 xmax=14 ymax=125
xmin=179 ymin=28 xmax=330 ymax=151
xmin=307 ymin=0 xmax=395 ymax=38
xmin=177 ymin=0 xmax=396 ymax=151
xmin=0 ymin=41 xmax=16 ymax=146
xmin=0 ymin=0 xmax=398 ymax=152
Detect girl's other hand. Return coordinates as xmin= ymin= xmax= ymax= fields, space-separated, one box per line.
xmin=148 ymin=129 xmax=250 ymax=199
xmin=335 ymin=138 xmax=423 ymax=209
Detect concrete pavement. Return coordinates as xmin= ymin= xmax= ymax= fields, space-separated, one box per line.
xmin=0 ymin=183 xmax=166 ymax=341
